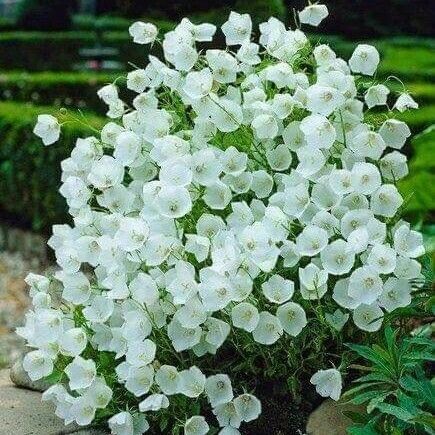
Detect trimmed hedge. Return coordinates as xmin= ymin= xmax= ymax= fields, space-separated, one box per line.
xmin=398 ymin=125 xmax=435 ymax=215
xmin=0 ymin=30 xmax=164 ymax=71
xmin=0 ymin=102 xmax=104 ymax=232
xmin=0 ymin=71 xmax=120 ymax=112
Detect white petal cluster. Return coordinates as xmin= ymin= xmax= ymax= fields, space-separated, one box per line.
xmin=25 ymin=4 xmax=425 ymax=432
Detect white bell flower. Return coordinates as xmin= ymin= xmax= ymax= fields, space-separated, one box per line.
xmin=185 ymin=416 xmax=209 ymax=435
xmin=348 ymin=266 xmax=383 ymax=304
xmin=206 ymin=50 xmax=238 ymax=84
xmin=262 ymin=274 xmax=294 ymax=304
xmin=183 ymin=68 xmax=214 ymax=99
xmin=168 ymin=319 xmax=201 ymax=352
xmin=126 ymin=339 xmax=156 ymax=367
xmin=22 ymin=350 xmax=54 ymax=381
xmin=276 ymin=302 xmax=307 ymax=336
xmin=109 ymin=411 xmax=149 ymax=435
xmin=299 ymin=263 xmax=328 ymax=300
xmin=156 ymin=186 xmax=192 ymax=218
xmin=88 ymin=156 xmax=124 ymax=189
xmin=139 ymin=394 xmax=170 ymax=412
xmin=393 ymin=93 xmax=419 ymax=112
xmin=264 ymin=62 xmax=295 ymax=88
xmin=127 ymin=69 xmax=149 ymax=93
xmin=114 ymin=131 xmax=141 ymax=166
xmin=320 ymin=239 xmax=355 ymax=275
xmin=349 ymin=44 xmax=380 ymax=76
xmin=296 ymin=145 xmax=326 ymax=177
xmin=65 ymin=356 xmax=96 ymax=390
xmin=221 ymin=11 xmax=252 ymax=46
xmin=310 ymin=368 xmax=342 ymax=401
xmin=365 ymin=84 xmax=389 ymax=108
xmin=179 ymin=366 xmax=206 ymax=398
xmin=393 ymin=224 xmax=425 ymax=258
xmin=350 ymin=162 xmax=381 ymax=195
xmin=367 ymin=244 xmax=397 ymax=274
xmin=59 ymin=327 xmax=87 ymax=357
xmin=125 ymin=365 xmax=154 ymax=396
xmin=191 ymin=149 xmax=222 ymax=186
xmin=33 ymin=114 xmax=60 ymax=146
xmin=328 ymin=169 xmax=353 ymax=195
xmin=203 ymin=182 xmax=232 ymax=210
xmin=353 ymin=303 xmax=384 ymax=332
xmin=282 ymin=120 xmax=307 ymax=151
xmin=231 ymin=302 xmax=260 ymax=332
xmin=332 ymin=278 xmax=359 ymax=309
xmin=251 ymin=113 xmax=279 ymax=139
xmin=84 ymin=377 xmax=113 ymax=409
xmin=185 ymin=234 xmax=210 ymax=262
xmin=252 ymin=311 xmax=283 ymax=345
xmin=129 ymin=21 xmax=158 ymax=44
xmin=179 ymin=18 xmax=216 ymax=42
xmin=155 ymin=365 xmax=181 ymax=395
xmin=350 ymin=130 xmax=386 ymax=160
xmin=213 ymin=401 xmax=242 ymax=428
xmin=379 ymin=119 xmax=411 ymax=149
xmin=296 ymin=224 xmax=329 ymax=257
xmin=83 ymin=295 xmax=114 ymax=323
xmin=174 ymin=297 xmax=207 ymax=329
xmin=205 ymin=374 xmax=233 ymax=407
xmin=251 ymin=170 xmax=274 ymax=198
xmin=220 ymin=146 xmax=247 ymax=176
xmin=300 ymin=114 xmax=336 ymax=149
xmin=236 ymin=42 xmax=261 ymax=65
xmin=97 ymin=84 xmax=118 ymax=105
xmin=299 ymin=4 xmax=329 ymax=26
xmin=394 ymin=256 xmax=421 ymax=281
xmin=379 ymin=277 xmax=412 ymax=312
xmin=306 ymin=84 xmax=345 ymax=116
xmin=71 ymin=397 xmax=96 ymax=426
xmin=233 ymin=394 xmax=261 ymax=422
xmin=370 ymin=184 xmax=403 ymax=217
xmin=380 ymin=151 xmax=408 ymax=181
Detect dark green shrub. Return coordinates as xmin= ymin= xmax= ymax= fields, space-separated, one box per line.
xmin=16 ymin=0 xmax=75 ymax=31
xmin=0 ymin=31 xmax=151 ymax=71
xmin=0 ymin=71 xmax=119 ymax=111
xmin=0 ymin=101 xmax=104 ymax=232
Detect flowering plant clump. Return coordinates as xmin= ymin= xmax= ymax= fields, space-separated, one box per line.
xmin=23 ymin=3 xmax=425 ymax=434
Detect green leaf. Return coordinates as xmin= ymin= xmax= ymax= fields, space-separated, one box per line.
xmin=367 ymin=392 xmax=391 ymax=413
xmin=375 ymin=403 xmax=414 ymax=422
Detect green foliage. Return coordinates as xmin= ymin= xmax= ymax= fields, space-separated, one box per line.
xmin=0 ymin=101 xmax=104 ymax=231
xmin=344 ymin=326 xmax=435 ymax=434
xmin=0 ymin=70 xmax=120 ymax=111
xmin=398 ymin=125 xmax=435 ymax=215
xmin=0 ymin=31 xmax=154 ymax=71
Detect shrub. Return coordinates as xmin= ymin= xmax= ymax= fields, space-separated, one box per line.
xmin=0 ymin=71 xmax=120 ymax=112
xmin=0 ymin=102 xmax=104 ymax=231
xmin=17 ymin=5 xmax=431 ymax=434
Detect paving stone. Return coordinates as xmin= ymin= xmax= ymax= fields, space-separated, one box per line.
xmin=306 ymin=399 xmax=364 ymax=435
xmin=0 ymin=370 xmax=107 ymax=435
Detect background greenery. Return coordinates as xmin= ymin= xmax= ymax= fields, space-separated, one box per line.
xmin=0 ymin=0 xmax=433 ymax=236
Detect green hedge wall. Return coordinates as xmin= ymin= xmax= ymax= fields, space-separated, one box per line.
xmin=0 ymin=71 xmax=120 ymax=112
xmin=0 ymin=30 xmax=168 ymax=71
xmin=0 ymin=102 xmax=104 ymax=232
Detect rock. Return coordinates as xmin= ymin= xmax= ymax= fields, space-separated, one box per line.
xmin=10 ymin=357 xmax=51 ymax=392
xmin=306 ymin=399 xmax=364 ymax=435
xmin=0 ymin=369 xmax=107 ymax=435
